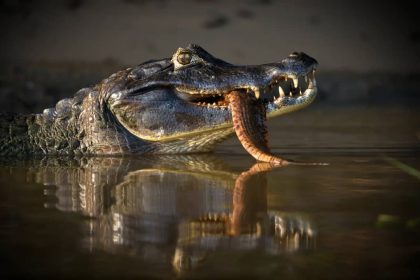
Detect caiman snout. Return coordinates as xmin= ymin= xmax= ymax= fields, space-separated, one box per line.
xmin=222 ymin=51 xmax=318 ymax=165
xmin=265 ymin=52 xmax=317 ymax=81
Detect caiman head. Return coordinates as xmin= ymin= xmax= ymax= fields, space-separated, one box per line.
xmin=91 ymin=44 xmax=318 ymax=162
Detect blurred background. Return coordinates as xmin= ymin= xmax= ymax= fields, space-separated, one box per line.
xmin=0 ymin=0 xmax=419 ymax=150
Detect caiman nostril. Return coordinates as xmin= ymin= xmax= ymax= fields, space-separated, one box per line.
xmin=289 ymin=52 xmax=300 ymax=58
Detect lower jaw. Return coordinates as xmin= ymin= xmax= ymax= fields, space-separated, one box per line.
xmin=266 ymin=87 xmax=317 ymax=118
xmin=128 ymin=87 xmax=316 ymax=144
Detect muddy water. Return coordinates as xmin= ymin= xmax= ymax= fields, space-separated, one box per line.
xmin=1 ymin=107 xmax=419 ymax=279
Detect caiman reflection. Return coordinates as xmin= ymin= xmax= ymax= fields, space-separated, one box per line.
xmin=37 ymin=156 xmax=316 ymax=273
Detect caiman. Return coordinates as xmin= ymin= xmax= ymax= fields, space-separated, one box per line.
xmin=0 ymin=44 xmax=318 ymax=164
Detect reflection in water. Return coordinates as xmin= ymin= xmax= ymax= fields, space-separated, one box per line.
xmin=35 ymin=156 xmax=315 ymax=273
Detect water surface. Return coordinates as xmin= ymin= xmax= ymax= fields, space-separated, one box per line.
xmin=1 ymin=151 xmax=419 ymax=279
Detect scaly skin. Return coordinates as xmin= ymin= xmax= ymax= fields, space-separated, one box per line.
xmin=0 ymin=44 xmax=318 ymax=161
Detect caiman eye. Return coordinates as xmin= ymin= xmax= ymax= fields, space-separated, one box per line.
xmin=177 ymin=51 xmax=192 ymax=65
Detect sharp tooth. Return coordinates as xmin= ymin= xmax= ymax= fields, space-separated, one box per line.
xmin=289 ymin=91 xmax=292 ymax=97
xmin=307 ymin=70 xmax=317 ymax=88
xmin=299 ymin=90 xmax=302 ymax=95
xmin=278 ymin=85 xmax=285 ymax=97
xmin=254 ymin=89 xmax=260 ymax=99
xmin=212 ymin=102 xmax=216 ymax=106
xmin=293 ymin=77 xmax=298 ymax=88
xmin=305 ymin=76 xmax=308 ymax=83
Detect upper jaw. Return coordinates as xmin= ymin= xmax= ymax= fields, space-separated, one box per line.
xmin=253 ymin=51 xmax=318 ymax=100
xmin=176 ymin=62 xmax=318 ymax=110
xmin=116 ymin=51 xmax=318 ymax=111
xmin=263 ymin=66 xmax=317 ymax=101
